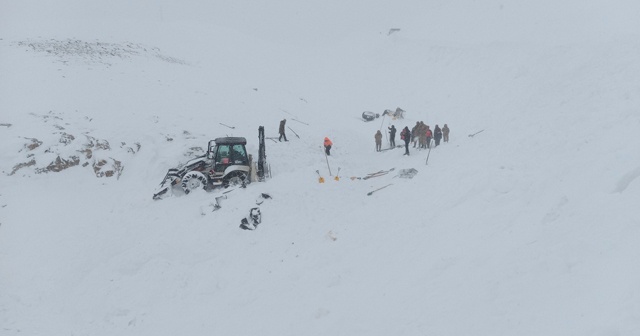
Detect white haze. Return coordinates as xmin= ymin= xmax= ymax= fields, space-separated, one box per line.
xmin=1 ymin=1 xmax=640 ymax=335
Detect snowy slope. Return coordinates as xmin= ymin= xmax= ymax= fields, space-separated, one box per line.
xmin=2 ymin=1 xmax=640 ymax=335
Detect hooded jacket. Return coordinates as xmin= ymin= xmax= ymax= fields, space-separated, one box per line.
xmin=324 ymin=137 xmax=332 ymax=147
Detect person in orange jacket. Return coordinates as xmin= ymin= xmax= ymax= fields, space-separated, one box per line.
xmin=324 ymin=137 xmax=333 ymax=156
xmin=425 ymin=126 xmax=433 ymax=149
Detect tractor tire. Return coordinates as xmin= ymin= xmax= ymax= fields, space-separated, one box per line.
xmin=181 ymin=171 xmax=208 ymax=194
xmin=223 ymin=171 xmax=249 ymax=188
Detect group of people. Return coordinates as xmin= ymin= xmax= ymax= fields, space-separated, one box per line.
xmin=279 ymin=118 xmax=447 ymax=158
xmin=411 ymin=122 xmax=450 ymax=149
xmin=376 ymin=123 xmax=450 ymax=155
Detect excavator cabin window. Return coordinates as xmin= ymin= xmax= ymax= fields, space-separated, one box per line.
xmin=215 ymin=144 xmax=248 ymax=166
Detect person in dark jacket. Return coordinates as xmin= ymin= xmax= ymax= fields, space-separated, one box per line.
xmin=279 ymin=119 xmax=288 ymax=142
xmin=401 ymin=126 xmax=411 ymax=155
xmin=434 ymin=125 xmax=443 ymax=147
xmin=388 ymin=125 xmax=396 ymax=148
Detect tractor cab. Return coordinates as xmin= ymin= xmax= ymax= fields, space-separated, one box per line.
xmin=208 ymin=137 xmax=249 ymax=173
xmin=204 ymin=137 xmax=252 ymax=188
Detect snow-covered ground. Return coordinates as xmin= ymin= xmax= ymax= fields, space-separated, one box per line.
xmin=2 ymin=1 xmax=640 ymax=335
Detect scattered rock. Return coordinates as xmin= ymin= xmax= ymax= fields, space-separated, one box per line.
xmin=93 ymin=159 xmax=108 ymax=176
xmin=24 ymin=138 xmax=43 ymax=151
xmin=84 ymin=135 xmax=110 ymax=150
xmin=121 ymin=142 xmax=141 ymax=154
xmin=59 ymin=132 xmax=75 ymax=145
xmin=9 ymin=159 xmax=36 ymax=176
xmin=32 ymin=111 xmax=63 ymax=122
xmin=36 ymin=156 xmax=80 ymax=173
xmin=79 ymin=148 xmax=93 ymax=159
xmin=12 ymin=38 xmax=188 ymax=66
xmin=93 ymin=158 xmax=123 ymax=179
xmin=7 ymin=112 xmax=134 ymax=179
xmin=95 ymin=139 xmax=110 ymax=150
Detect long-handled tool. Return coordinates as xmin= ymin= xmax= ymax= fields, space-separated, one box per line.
xmin=425 ymin=139 xmax=434 ymax=165
xmin=379 ymin=113 xmax=387 ymax=144
xmin=468 ymin=129 xmax=484 ymax=137
xmin=367 ymin=183 xmax=392 ymax=196
xmin=288 ymin=126 xmax=300 ymax=139
xmin=324 ymin=147 xmax=332 ymax=176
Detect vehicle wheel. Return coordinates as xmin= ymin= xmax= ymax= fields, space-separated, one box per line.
xmin=181 ymin=171 xmax=208 ymax=194
xmin=223 ymin=171 xmax=249 ymax=188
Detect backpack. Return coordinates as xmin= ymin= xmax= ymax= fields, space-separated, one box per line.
xmin=426 ymin=130 xmax=432 ymax=137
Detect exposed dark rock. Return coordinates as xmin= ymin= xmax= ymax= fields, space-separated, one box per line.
xmin=24 ymin=138 xmax=43 ymax=151
xmin=93 ymin=158 xmax=123 ymax=179
xmin=83 ymin=135 xmax=110 ymax=150
xmin=79 ymin=148 xmax=93 ymax=159
xmin=9 ymin=159 xmax=36 ymax=175
xmin=59 ymin=132 xmax=75 ymax=145
xmin=36 ymin=156 xmax=80 ymax=173
xmin=12 ymin=39 xmax=188 ymax=66
xmin=95 ymin=139 xmax=110 ymax=150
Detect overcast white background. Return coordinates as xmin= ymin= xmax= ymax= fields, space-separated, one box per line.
xmin=2 ymin=1 xmax=640 ymax=335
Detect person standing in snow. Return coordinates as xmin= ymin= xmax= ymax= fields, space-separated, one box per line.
xmin=375 ymin=130 xmax=382 ymax=152
xmin=411 ymin=121 xmax=420 ymax=148
xmin=418 ymin=122 xmax=427 ymax=149
xmin=401 ymin=126 xmax=411 ymax=155
xmin=278 ymin=119 xmax=288 ymax=142
xmin=425 ymin=126 xmax=433 ymax=149
xmin=434 ymin=124 xmax=443 ymax=147
xmin=388 ymin=125 xmax=396 ymax=148
xmin=442 ymin=124 xmax=450 ymax=143
xmin=324 ymin=137 xmax=333 ymax=156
